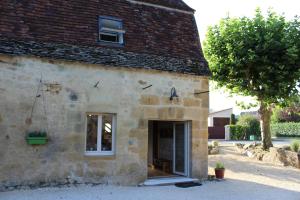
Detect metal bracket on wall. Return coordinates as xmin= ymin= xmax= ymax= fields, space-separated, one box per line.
xmin=142 ymin=85 xmax=153 ymax=90
xmin=194 ymin=91 xmax=209 ymax=95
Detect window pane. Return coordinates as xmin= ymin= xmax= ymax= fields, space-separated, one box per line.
xmin=101 ymin=115 xmax=113 ymax=151
xmin=100 ymin=33 xmax=119 ymax=43
xmin=86 ymin=115 xmax=98 ymax=151
xmin=101 ymin=18 xmax=122 ymax=29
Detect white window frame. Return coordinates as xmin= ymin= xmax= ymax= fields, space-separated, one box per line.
xmin=85 ymin=113 xmax=116 ymax=156
xmin=99 ymin=16 xmax=125 ymax=45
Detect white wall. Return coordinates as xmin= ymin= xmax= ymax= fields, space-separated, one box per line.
xmin=208 ymin=108 xmax=233 ymax=127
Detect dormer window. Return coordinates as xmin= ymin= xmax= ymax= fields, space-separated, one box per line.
xmin=99 ymin=16 xmax=125 ymax=45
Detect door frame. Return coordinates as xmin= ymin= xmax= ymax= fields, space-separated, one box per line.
xmin=172 ymin=121 xmax=190 ymax=177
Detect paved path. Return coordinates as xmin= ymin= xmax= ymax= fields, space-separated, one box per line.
xmin=2 ymin=146 xmax=300 ymax=200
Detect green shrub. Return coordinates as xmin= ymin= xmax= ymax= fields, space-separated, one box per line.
xmin=271 ymin=105 xmax=300 ymax=123
xmin=212 ymin=140 xmax=219 ymax=147
xmin=237 ymin=115 xmax=261 ymax=139
xmin=215 ymin=162 xmax=225 ymax=169
xmin=271 ymin=122 xmax=300 ymax=137
xmin=27 ymin=131 xmax=47 ymax=137
xmin=290 ymin=140 xmax=300 ymax=152
xmin=229 ymin=125 xmax=247 ymax=140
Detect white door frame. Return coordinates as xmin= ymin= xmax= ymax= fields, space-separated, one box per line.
xmin=173 ymin=121 xmax=190 ymax=177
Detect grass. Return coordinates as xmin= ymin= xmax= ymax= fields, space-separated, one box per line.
xmin=290 ymin=140 xmax=300 ymax=152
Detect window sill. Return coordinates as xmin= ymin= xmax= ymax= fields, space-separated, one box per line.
xmin=84 ymin=152 xmax=115 ymax=157
xmin=97 ymin=41 xmax=124 ymax=48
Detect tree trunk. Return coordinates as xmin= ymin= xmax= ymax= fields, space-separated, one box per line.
xmin=259 ymin=102 xmax=273 ymax=150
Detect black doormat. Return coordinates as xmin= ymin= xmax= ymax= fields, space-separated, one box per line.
xmin=175 ymin=182 xmax=202 ymax=188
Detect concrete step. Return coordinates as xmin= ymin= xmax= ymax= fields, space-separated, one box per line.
xmin=141 ymin=177 xmax=199 ymax=186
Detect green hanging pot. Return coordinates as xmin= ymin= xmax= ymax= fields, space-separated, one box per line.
xmin=26 ymin=131 xmax=48 ymax=145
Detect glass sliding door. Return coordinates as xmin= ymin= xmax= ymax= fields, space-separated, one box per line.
xmin=173 ymin=122 xmax=189 ymax=176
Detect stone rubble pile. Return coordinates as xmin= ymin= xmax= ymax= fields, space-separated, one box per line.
xmin=235 ymin=143 xmax=300 ymax=168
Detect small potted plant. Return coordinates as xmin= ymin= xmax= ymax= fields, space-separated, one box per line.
xmin=26 ymin=131 xmax=48 ymax=145
xmin=215 ymin=162 xmax=225 ymax=179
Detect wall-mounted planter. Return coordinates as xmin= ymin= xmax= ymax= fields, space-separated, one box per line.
xmin=26 ymin=132 xmax=48 ymax=145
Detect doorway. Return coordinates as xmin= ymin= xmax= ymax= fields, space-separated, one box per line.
xmin=148 ymin=121 xmax=190 ymax=178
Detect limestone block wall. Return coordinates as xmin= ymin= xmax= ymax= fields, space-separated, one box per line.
xmin=0 ymin=55 xmax=209 ymax=189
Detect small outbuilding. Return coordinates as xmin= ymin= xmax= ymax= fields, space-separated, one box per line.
xmin=208 ymin=108 xmax=233 ymax=139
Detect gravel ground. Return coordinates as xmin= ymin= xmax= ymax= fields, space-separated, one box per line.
xmin=209 ymin=137 xmax=299 ymax=147
xmin=1 ymin=145 xmax=300 ymax=200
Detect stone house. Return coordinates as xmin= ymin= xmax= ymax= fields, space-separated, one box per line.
xmin=0 ymin=0 xmax=210 ymax=189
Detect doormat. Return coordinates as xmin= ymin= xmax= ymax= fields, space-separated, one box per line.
xmin=175 ymin=182 xmax=202 ymax=188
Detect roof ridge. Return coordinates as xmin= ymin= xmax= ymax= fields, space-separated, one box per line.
xmin=127 ymin=0 xmax=195 ymax=13
xmin=209 ymin=108 xmax=233 ymax=115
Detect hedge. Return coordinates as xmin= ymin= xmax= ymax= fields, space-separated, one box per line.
xmin=229 ymin=125 xmax=246 ymax=140
xmin=229 ymin=124 xmax=261 ymax=140
xmin=229 ymin=115 xmax=261 ymax=140
xmin=271 ymin=122 xmax=300 ymax=137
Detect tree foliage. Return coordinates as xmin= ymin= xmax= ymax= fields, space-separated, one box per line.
xmin=204 ymin=9 xmax=300 ymax=104
xmin=230 ymin=113 xmax=237 ymax=125
xmin=237 ymin=114 xmax=261 ymax=138
xmin=271 ymin=102 xmax=300 ymax=123
xmin=204 ymin=9 xmax=300 ymax=149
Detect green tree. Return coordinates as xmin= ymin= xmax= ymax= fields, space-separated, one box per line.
xmin=237 ymin=114 xmax=261 ymax=139
xmin=271 ymin=95 xmax=300 ymax=123
xmin=230 ymin=113 xmax=237 ymax=125
xmin=271 ymin=106 xmax=281 ymax=123
xmin=204 ymin=9 xmax=300 ymax=149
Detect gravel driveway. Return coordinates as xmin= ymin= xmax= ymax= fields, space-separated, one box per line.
xmin=2 ymin=145 xmax=300 ymax=200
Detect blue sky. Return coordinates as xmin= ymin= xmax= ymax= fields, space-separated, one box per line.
xmin=184 ymin=0 xmax=300 ymax=114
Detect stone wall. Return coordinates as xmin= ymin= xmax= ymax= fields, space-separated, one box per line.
xmin=0 ymin=55 xmax=209 ymax=189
